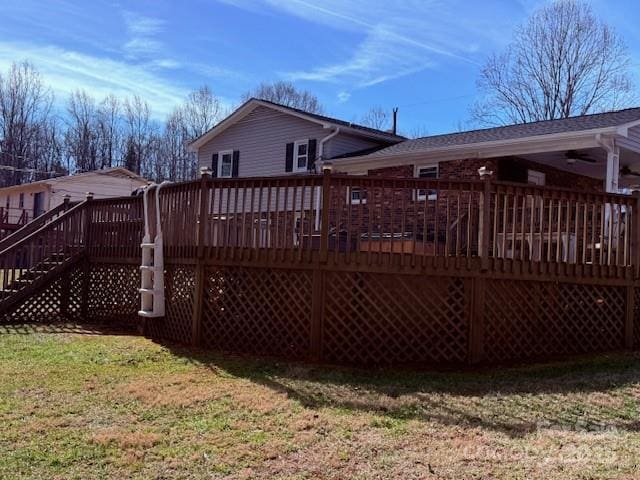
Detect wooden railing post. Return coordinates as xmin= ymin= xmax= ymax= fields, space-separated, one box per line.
xmin=468 ymin=276 xmax=486 ymax=364
xmin=478 ymin=169 xmax=493 ymax=271
xmin=81 ymin=192 xmax=93 ymax=320
xmin=626 ymin=191 xmax=640 ymax=349
xmin=191 ymin=168 xmax=211 ymax=346
xmin=319 ymin=166 xmax=332 ymax=264
xmin=310 ymin=166 xmax=332 ymax=361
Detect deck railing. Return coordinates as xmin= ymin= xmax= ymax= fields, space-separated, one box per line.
xmin=81 ymin=171 xmax=639 ymax=270
xmin=150 ymin=172 xmax=635 ymax=268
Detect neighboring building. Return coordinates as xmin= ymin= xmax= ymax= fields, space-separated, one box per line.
xmin=0 ymin=167 xmax=147 ymax=230
xmin=190 ymin=100 xmax=640 ymax=195
xmin=188 ymin=98 xmax=405 ymax=178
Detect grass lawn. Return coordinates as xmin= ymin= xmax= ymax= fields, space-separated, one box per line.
xmin=1 ymin=327 xmax=640 ymax=479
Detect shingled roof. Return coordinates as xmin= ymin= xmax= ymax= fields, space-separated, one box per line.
xmin=364 ymin=107 xmax=640 ymax=158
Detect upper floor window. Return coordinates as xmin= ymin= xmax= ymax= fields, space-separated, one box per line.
xmin=19 ymin=193 xmax=24 ymax=209
xmin=294 ymin=140 xmax=308 ymax=172
xmin=218 ymin=150 xmax=233 ymax=178
xmin=5 ymin=196 xmax=10 ymax=209
xmin=415 ymin=164 xmax=439 ymax=201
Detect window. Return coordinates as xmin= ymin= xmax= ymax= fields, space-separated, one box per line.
xmin=218 ymin=150 xmax=233 ymax=178
xmin=415 ymin=164 xmax=439 ymax=201
xmin=527 ymin=169 xmax=546 ymax=186
xmin=18 ymin=193 xmax=24 ymax=209
xmin=294 ymin=140 xmax=308 ymax=172
xmin=5 ymin=196 xmax=9 ymax=209
xmin=347 ymin=173 xmax=367 ymax=204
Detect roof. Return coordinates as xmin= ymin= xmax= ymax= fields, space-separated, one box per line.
xmin=0 ymin=167 xmax=147 ymax=193
xmin=363 ymin=107 xmax=640 ymax=158
xmin=188 ymin=98 xmax=405 ymax=150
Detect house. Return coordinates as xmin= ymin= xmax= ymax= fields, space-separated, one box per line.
xmin=0 ymin=167 xmax=147 ymax=235
xmin=190 ymin=100 xmax=640 ymax=196
xmin=189 ymin=98 xmax=405 ymax=178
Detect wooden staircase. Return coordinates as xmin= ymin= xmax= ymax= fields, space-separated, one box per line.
xmin=0 ymin=201 xmax=89 ymax=314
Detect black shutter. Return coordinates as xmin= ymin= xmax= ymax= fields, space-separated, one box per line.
xmin=232 ymin=150 xmax=240 ymax=177
xmin=307 ymin=139 xmax=317 ymax=172
xmin=285 ymin=142 xmax=294 ymax=172
xmin=211 ymin=153 xmax=219 ymax=178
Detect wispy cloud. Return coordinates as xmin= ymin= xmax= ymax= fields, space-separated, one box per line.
xmin=121 ymin=10 xmax=167 ymax=58
xmin=219 ymin=0 xmax=515 ymax=96
xmin=0 ymin=41 xmax=188 ymax=118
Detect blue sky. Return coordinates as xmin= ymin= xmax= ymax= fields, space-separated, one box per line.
xmin=1 ymin=0 xmax=639 ymax=135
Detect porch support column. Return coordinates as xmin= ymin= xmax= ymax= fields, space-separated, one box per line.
xmin=602 ymin=137 xmax=620 ymax=193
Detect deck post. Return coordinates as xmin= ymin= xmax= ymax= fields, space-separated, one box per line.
xmin=319 ymin=166 xmax=332 ymax=264
xmin=80 ymin=192 xmax=93 ymax=320
xmin=478 ymin=169 xmax=493 ymax=271
xmin=468 ymin=276 xmax=486 ymax=364
xmin=633 ymin=191 xmax=640 ymax=279
xmin=191 ymin=168 xmax=211 ymax=346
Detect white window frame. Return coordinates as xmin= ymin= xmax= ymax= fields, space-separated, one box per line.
xmin=217 ymin=149 xmax=234 ymax=178
xmin=415 ymin=164 xmax=439 ymax=201
xmin=293 ymin=139 xmax=309 ymax=172
xmin=527 ymin=169 xmax=546 ymax=186
xmin=347 ymin=172 xmax=367 ymax=205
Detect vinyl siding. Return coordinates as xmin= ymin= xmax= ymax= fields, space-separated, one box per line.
xmin=324 ymin=133 xmax=381 ymax=159
xmin=197 ymin=106 xmax=328 ymax=176
xmin=197 ymin=106 xmax=393 ymax=176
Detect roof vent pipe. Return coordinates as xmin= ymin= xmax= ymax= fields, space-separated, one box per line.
xmin=392 ymin=108 xmax=399 ymax=135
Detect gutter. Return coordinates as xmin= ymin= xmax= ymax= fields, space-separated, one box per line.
xmin=333 ymin=126 xmax=626 ymax=172
xmin=318 ymin=127 xmax=340 ymax=171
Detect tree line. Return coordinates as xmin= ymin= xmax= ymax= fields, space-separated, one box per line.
xmin=0 ymin=1 xmax=633 ymax=187
xmin=0 ymin=63 xmax=326 ymax=187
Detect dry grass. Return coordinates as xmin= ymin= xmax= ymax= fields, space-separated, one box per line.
xmin=1 ymin=330 xmax=640 ymax=479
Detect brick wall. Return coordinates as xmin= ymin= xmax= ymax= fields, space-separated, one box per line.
xmin=364 ymin=156 xmax=602 ymax=190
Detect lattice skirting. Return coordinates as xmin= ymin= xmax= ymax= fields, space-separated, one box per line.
xmin=201 ymin=266 xmax=313 ymax=358
xmin=86 ymin=263 xmax=140 ymax=325
xmin=145 ymin=264 xmax=196 ymax=344
xmin=0 ymin=263 xmax=85 ymax=324
xmin=322 ymin=272 xmax=469 ymax=365
xmin=634 ymin=287 xmax=640 ymax=349
xmin=484 ymin=280 xmax=626 ymax=362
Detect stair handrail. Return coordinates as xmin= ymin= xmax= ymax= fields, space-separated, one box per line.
xmin=0 ymin=200 xmax=80 ymax=252
xmin=0 ymin=200 xmax=88 ymax=258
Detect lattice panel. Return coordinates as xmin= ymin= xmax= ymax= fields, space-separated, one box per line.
xmin=86 ymin=263 xmax=140 ymax=324
xmin=145 ymin=265 xmax=195 ymax=344
xmin=485 ymin=280 xmax=625 ymax=362
xmin=0 ymin=263 xmax=85 ymax=324
xmin=323 ymin=273 xmax=469 ymax=365
xmin=201 ymin=266 xmax=312 ymax=358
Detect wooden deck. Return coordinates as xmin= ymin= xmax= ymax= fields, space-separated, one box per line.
xmin=1 ymin=171 xmax=639 ymax=366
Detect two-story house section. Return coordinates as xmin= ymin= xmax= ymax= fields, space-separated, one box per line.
xmin=188 ymin=98 xmax=405 ymax=178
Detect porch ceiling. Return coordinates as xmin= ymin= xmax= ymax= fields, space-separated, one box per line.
xmin=519 ymin=146 xmax=640 ymax=187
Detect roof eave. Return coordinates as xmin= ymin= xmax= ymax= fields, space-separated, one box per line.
xmin=330 ymin=126 xmax=623 ymax=172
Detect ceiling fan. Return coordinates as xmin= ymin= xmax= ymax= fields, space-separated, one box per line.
xmin=565 ymin=150 xmax=597 ymax=164
xmin=620 ymin=165 xmax=640 ymax=177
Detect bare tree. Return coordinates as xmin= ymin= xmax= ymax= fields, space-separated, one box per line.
xmin=123 ymin=95 xmax=155 ymax=176
xmin=473 ymin=0 xmax=634 ymax=126
xmin=96 ymin=94 xmax=122 ymax=169
xmin=242 ymin=81 xmax=323 ymax=113
xmin=65 ymin=90 xmax=99 ymax=172
xmin=360 ymin=107 xmax=391 ymax=130
xmin=0 ymin=61 xmax=54 ymax=186
xmin=180 ymin=85 xmax=222 ymax=140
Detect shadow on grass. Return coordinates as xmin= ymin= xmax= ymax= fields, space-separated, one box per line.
xmin=159 ymin=341 xmax=640 ymax=438
xmin=0 ymin=321 xmax=139 ymax=336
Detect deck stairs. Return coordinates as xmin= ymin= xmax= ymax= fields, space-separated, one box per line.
xmin=0 ymin=201 xmax=87 ymax=314
xmin=138 ymin=182 xmax=170 ymax=318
